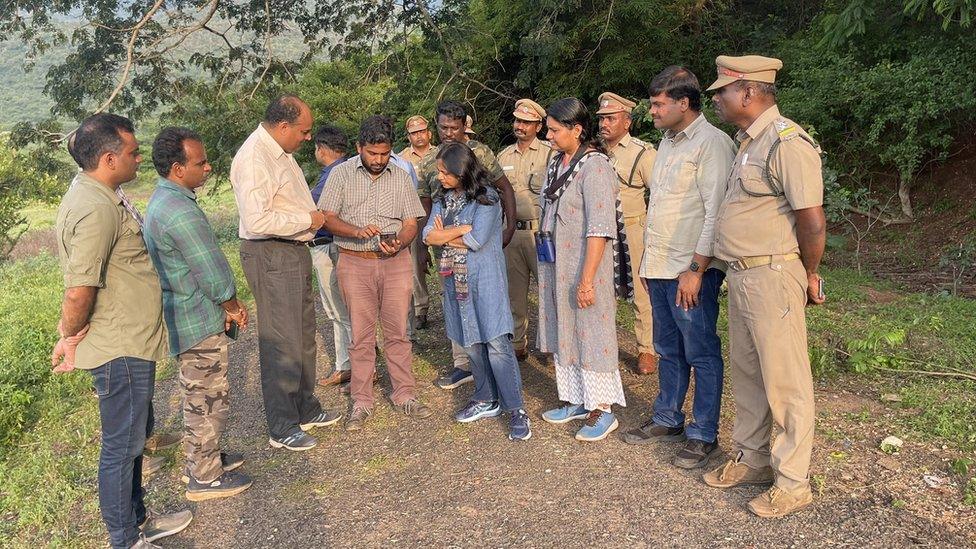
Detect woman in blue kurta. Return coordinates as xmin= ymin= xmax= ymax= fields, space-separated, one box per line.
xmin=423 ymin=142 xmax=531 ymax=441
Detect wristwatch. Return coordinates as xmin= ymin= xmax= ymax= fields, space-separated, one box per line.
xmin=689 ymin=261 xmax=701 ymax=273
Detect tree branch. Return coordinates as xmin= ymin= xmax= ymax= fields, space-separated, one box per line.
xmin=93 ymin=0 xmax=166 ymax=114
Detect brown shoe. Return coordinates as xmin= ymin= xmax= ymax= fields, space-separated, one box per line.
xmin=345 ymin=406 xmax=372 ymax=432
xmin=142 ymin=455 xmax=167 ymax=480
xmin=339 ymin=373 xmax=380 ymax=395
xmin=514 ymin=348 xmax=529 ymax=361
xmin=318 ymin=369 xmax=351 ymax=387
xmin=636 ymin=353 xmax=658 ymax=375
xmin=747 ymin=486 xmax=813 ymax=518
xmin=144 ymin=432 xmax=181 ymax=453
xmin=702 ymin=454 xmax=774 ymax=489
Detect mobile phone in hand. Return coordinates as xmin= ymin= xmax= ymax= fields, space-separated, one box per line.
xmin=380 ymin=232 xmax=398 ymax=246
xmin=225 ymin=320 xmax=239 ymax=340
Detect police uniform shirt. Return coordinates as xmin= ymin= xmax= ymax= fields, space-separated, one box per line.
xmin=608 ymin=133 xmax=657 ymax=218
xmin=714 ymin=105 xmax=823 ymax=261
xmin=496 ymin=137 xmax=552 ymax=221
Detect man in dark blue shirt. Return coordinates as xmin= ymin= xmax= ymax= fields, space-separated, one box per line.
xmin=309 ymin=126 xmax=352 ymax=387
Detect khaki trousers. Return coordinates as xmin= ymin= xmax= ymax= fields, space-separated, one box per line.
xmin=624 ymin=214 xmax=653 ymax=354
xmin=727 ymin=258 xmax=814 ymax=493
xmin=504 ymin=229 xmax=538 ymax=352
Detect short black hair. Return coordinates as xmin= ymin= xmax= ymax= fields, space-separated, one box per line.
xmin=648 ymin=66 xmax=702 ymax=111
xmin=152 ymin=126 xmax=202 ymax=178
xmin=264 ymin=94 xmax=305 ymax=125
xmin=69 ymin=113 xmax=135 ymax=171
xmin=358 ymin=115 xmax=394 ymax=146
xmin=435 ymin=100 xmax=466 ymax=124
xmin=314 ymin=125 xmax=348 ymax=153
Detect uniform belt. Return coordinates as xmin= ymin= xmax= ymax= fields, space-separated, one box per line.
xmin=338 ymin=247 xmax=399 ymax=260
xmin=515 ymin=219 xmax=538 ymax=230
xmin=727 ymin=253 xmax=801 ymax=272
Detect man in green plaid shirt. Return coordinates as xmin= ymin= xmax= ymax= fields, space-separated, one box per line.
xmin=143 ymin=127 xmax=253 ymax=502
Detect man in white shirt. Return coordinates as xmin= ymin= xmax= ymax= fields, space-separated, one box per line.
xmin=231 ymin=95 xmax=342 ymax=451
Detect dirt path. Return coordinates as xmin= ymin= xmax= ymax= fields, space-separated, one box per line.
xmin=146 ymin=291 xmax=976 ymax=548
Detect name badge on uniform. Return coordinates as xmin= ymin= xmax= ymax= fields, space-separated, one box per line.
xmin=741 ymin=153 xmax=749 ymax=166
xmin=502 ymin=165 xmax=514 ymax=171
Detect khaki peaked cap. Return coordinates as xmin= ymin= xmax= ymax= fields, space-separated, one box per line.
xmin=596 ymin=92 xmax=636 ymax=115
xmin=706 ymin=55 xmax=783 ymax=91
xmin=513 ymin=99 xmax=546 ymax=121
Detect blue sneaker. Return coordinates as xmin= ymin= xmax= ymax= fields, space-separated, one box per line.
xmin=509 ymin=409 xmax=532 ymax=441
xmin=455 ymin=400 xmax=502 ymax=423
xmin=541 ymin=403 xmax=588 ymax=424
xmin=575 ymin=410 xmax=619 ymax=441
xmin=434 ymin=367 xmax=474 ymax=390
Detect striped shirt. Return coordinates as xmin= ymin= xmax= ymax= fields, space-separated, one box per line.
xmin=319 ymin=156 xmax=426 ymax=252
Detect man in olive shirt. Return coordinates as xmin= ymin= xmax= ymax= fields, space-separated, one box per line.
xmin=417 ymin=100 xmax=517 ymax=389
xmin=51 ymin=113 xmax=191 ymax=548
xmin=496 ymin=99 xmax=552 ymax=361
xmin=622 ymin=67 xmax=736 ymax=472
xmin=399 ymin=115 xmax=434 ymax=329
xmin=702 ymin=55 xmax=826 ymax=518
xmin=597 ymin=91 xmax=658 ymax=375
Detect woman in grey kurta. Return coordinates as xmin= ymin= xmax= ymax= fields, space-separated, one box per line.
xmin=537 ymin=98 xmax=626 ymax=442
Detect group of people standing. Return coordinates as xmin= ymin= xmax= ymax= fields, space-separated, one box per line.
xmin=50 ymin=53 xmax=826 ymax=549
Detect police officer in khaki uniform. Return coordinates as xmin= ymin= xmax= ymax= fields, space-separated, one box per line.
xmin=596 ymin=92 xmax=658 ymax=374
xmin=701 ymin=55 xmax=826 ymax=518
xmin=496 ymin=99 xmax=553 ymax=361
xmin=417 ymin=100 xmax=517 ymax=389
xmin=400 ymin=115 xmax=435 ymax=328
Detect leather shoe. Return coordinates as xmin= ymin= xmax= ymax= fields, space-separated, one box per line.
xmin=636 ymin=353 xmax=658 ymax=375
xmin=317 ymin=369 xmax=351 ymax=387
xmin=339 ymin=373 xmax=380 ymax=395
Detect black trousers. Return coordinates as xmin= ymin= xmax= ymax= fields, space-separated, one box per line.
xmin=240 ymin=239 xmax=323 ymax=439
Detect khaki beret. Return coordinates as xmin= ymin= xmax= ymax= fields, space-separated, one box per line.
xmin=464 ymin=114 xmax=476 ymax=135
xmin=596 ymin=92 xmax=636 ymax=115
xmin=706 ymin=55 xmax=783 ymax=91
xmin=513 ymin=99 xmax=546 ymax=121
xmin=405 ymin=115 xmax=428 ymax=132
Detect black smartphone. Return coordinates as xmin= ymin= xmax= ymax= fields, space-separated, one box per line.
xmin=225 ymin=320 xmax=239 ymax=341
xmin=380 ymin=232 xmax=398 ymax=246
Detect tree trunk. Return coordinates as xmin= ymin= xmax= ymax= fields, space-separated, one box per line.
xmin=898 ymin=177 xmax=914 ymax=220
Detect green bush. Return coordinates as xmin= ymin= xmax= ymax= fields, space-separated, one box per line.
xmin=0 ymin=254 xmax=90 ymax=448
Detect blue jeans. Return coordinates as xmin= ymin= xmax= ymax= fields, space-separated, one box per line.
xmin=90 ymin=357 xmax=156 ymax=549
xmin=464 ymin=335 xmax=525 ymax=411
xmin=647 ymin=269 xmax=725 ymax=442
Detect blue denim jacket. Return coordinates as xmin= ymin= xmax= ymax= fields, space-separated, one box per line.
xmin=423 ymin=189 xmax=513 ymax=346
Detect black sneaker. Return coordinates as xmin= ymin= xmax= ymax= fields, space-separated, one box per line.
xmin=185 ymin=470 xmax=253 ymax=502
xmin=300 ymin=410 xmax=342 ymax=431
xmin=269 ymin=431 xmax=317 ymax=451
xmin=620 ymin=421 xmax=686 ymax=445
xmin=181 ymin=451 xmax=245 ymax=483
xmin=673 ymin=439 xmax=721 ymax=469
